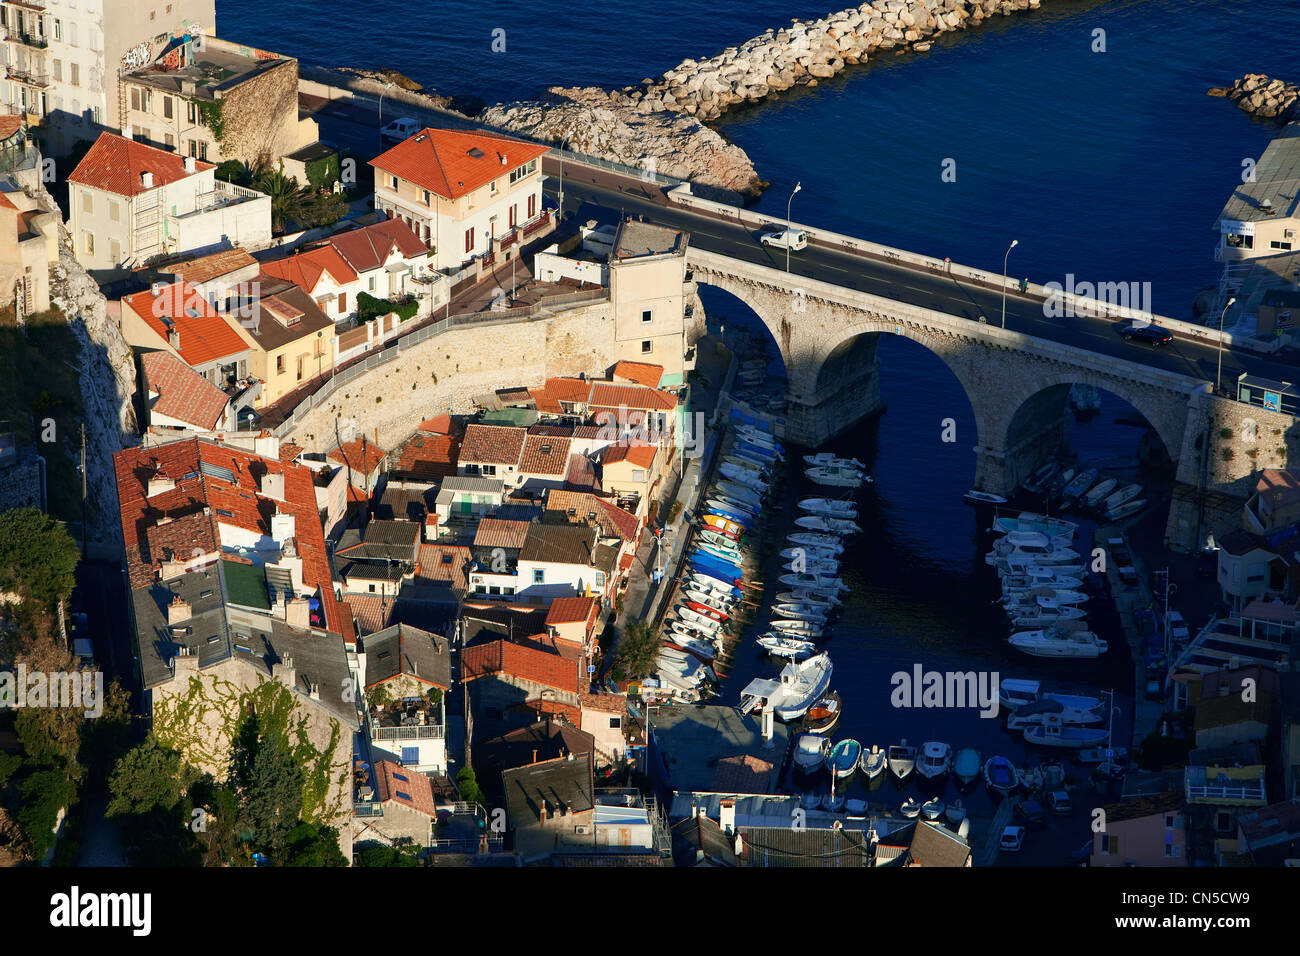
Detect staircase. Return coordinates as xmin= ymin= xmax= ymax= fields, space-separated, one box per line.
xmin=132 ymin=188 xmax=161 ymax=263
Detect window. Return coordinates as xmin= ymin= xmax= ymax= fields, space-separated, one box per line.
xmin=532 ymin=569 xmax=544 ymax=584
xmin=68 ymin=22 xmax=76 ymax=46
xmin=390 ymin=175 xmax=398 ymax=189
xmin=508 ymin=158 xmax=537 ymax=184
xmin=188 ymin=139 xmax=197 ymax=158
xmin=164 ymin=133 xmax=173 ymax=148
xmin=641 ymin=309 xmax=652 ymax=323
xmin=337 ymin=292 xmax=346 ymax=313
xmin=81 ymin=231 xmax=93 ymax=255
xmin=422 ymin=189 xmax=430 ymax=204
xmin=296 ymin=356 xmax=304 ymax=381
xmin=1225 ymin=232 xmax=1253 ymax=250
xmin=199 ymin=141 xmax=207 ymax=161
xmin=276 ymin=355 xmax=285 ymax=374
xmin=481 ymin=464 xmax=496 ymax=477
xmin=109 ymin=239 xmax=120 ymax=263
xmin=641 ymin=340 xmax=652 ymax=354
xmin=367 ymin=276 xmax=375 ymax=292
xmin=92 ymin=106 xmax=100 ymax=124
xmin=53 ymin=19 xmax=61 ymax=41
xmin=1165 ymin=814 xmax=1176 ymax=829
xmin=595 ymin=573 xmax=605 ymax=588
xmin=527 ymin=194 xmax=536 ymax=218
xmin=464 ymin=228 xmax=474 ymax=253
xmin=81 ymin=191 xmax=92 ymax=214
xmin=489 ymin=179 xmax=497 ymax=195
xmin=488 ymin=585 xmax=500 ymax=595
xmin=400 ymin=748 xmax=418 ymax=766
xmin=1270 ymin=240 xmax=1293 ymax=251
xmin=107 ymin=199 xmax=119 ymax=222
xmin=69 ymin=62 xmax=79 ymax=86
xmin=502 ymin=586 xmax=515 ymax=596
xmin=609 ymin=717 xmax=621 ymax=729
xmin=1215 ymin=811 xmax=1232 ymax=833
xmin=1164 ymin=843 xmax=1181 ymax=858
xmin=163 ymin=96 xmax=172 ymax=119
xmin=632 ymin=469 xmax=646 ymax=482
xmin=1100 ymin=836 xmax=1118 ymax=856
xmin=187 ymin=101 xmax=196 ymax=123
xmin=508 ymin=204 xmax=516 ymax=228
xmin=53 ymin=60 xmax=62 ymax=82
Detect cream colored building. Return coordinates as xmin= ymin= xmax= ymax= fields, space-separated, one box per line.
xmin=0 ymin=181 xmax=58 ymax=316
xmin=370 ymin=127 xmax=549 ymax=271
xmin=1216 ymin=122 xmax=1300 ymax=264
xmin=0 ymin=0 xmax=215 ymax=156
xmin=608 ymin=218 xmax=691 ymax=384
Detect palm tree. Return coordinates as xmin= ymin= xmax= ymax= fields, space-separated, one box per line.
xmin=255 ymin=168 xmax=304 ymax=235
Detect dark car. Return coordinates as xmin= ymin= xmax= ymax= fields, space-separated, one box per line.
xmin=1015 ymin=800 xmax=1047 ymax=826
xmin=1120 ymin=323 xmax=1173 ymax=346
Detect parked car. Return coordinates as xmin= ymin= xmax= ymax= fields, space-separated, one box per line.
xmin=1046 ymin=789 xmax=1072 ymax=814
xmin=380 ymin=117 xmax=421 ymax=144
xmin=1015 ymin=800 xmax=1047 ymax=826
xmin=760 ymin=228 xmax=808 ymax=251
xmin=1000 ymin=825 xmax=1026 ymax=852
xmin=1144 ymin=677 xmax=1164 ymax=700
xmin=1120 ymin=323 xmax=1173 ymax=346
xmin=1165 ymin=610 xmax=1190 ymax=643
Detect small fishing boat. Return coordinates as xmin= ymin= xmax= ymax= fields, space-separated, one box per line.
xmin=787 ymin=532 xmax=845 ymax=552
xmin=682 ymin=588 xmax=732 ymax=613
xmin=1082 ymin=477 xmax=1118 ymax=508
xmin=771 ymin=602 xmax=831 ymax=622
xmin=1009 ymin=624 xmax=1108 ymax=658
xmin=1009 ymin=605 xmax=1089 ymax=629
xmin=859 ymin=744 xmax=887 ymax=779
xmin=719 ymin=464 xmax=767 ymax=490
xmin=1107 ymin=498 xmax=1147 ymax=521
xmin=804 ymin=452 xmax=866 ymax=469
xmin=706 ymin=496 xmax=757 ymax=519
xmin=1000 ymin=570 xmax=1085 ymax=592
xmin=693 ymin=544 xmax=743 ymax=568
xmin=998 ymin=678 xmax=1104 ymax=714
xmin=663 ymin=636 xmax=717 ymax=662
xmin=776 ymin=588 xmax=842 ymax=609
xmin=1103 ymin=482 xmax=1142 ymax=512
xmin=1021 ymin=461 xmax=1060 ymax=494
xmin=821 ymin=792 xmax=847 ymax=813
xmin=736 ymin=425 xmax=782 ymax=450
xmin=845 ymin=798 xmax=868 ymax=817
xmin=678 ymin=606 xmax=724 ymax=633
xmin=772 ymin=652 xmax=834 ymax=721
xmin=701 ymin=514 xmax=746 ymax=538
xmin=779 ymin=572 xmax=848 ymax=593
xmin=920 ymin=797 xmax=945 ymax=820
xmin=1005 ymin=697 xmax=1104 ymax=730
xmin=1061 ymin=467 xmax=1098 ymax=502
xmin=668 ymin=620 xmax=718 ymax=646
xmin=992 ymin=513 xmax=1078 ymax=539
xmin=999 ymin=529 xmax=1072 ymax=550
xmin=722 ymin=452 xmax=769 ymax=474
xmin=798 ymin=497 xmax=858 ymax=517
xmin=952 ymin=748 xmax=981 ymax=785
xmin=806 ymin=465 xmax=871 ymax=488
xmin=716 ymin=481 xmax=762 ymax=507
xmin=915 ymin=741 xmax=952 ymax=780
xmin=793 ymin=733 xmax=831 ymax=773
xmin=964 ymin=489 xmax=1007 ymax=506
xmin=684 ymin=600 xmax=727 ymax=623
xmin=1000 ymin=586 xmax=1090 ymax=608
xmin=779 ymin=545 xmax=839 ymax=563
xmin=756 ymin=633 xmax=817 ymax=659
xmin=803 ymin=690 xmax=842 ymax=734
xmin=698 ymin=527 xmax=744 ymax=551
xmin=736 ymin=439 xmax=782 ymax=462
xmin=825 ymin=739 xmax=862 ymax=779
xmin=688 ymin=569 xmax=742 ymax=596
xmin=900 ymin=798 xmax=921 ymax=819
xmin=1023 ymin=714 xmax=1111 ymax=749
xmin=795 ymin=514 xmax=861 ymax=534
xmin=770 ymin=619 xmax=824 ymax=640
xmin=781 ymin=558 xmax=840 ymax=577
xmin=887 ymin=739 xmax=917 ymax=780
xmin=983 ymin=755 xmax=1019 ymax=795
xmin=945 ymin=799 xmax=967 ymax=825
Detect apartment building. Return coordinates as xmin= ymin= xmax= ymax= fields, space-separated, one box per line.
xmin=370 ymin=127 xmax=549 ymax=271
xmin=1216 ymin=122 xmax=1300 ymax=265
xmin=0 ymin=0 xmax=215 ymax=156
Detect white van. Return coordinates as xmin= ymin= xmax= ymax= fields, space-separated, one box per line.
xmin=760 ymin=228 xmax=808 ymax=251
xmin=381 ymin=118 xmax=421 ymax=145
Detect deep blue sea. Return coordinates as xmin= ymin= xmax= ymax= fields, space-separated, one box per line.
xmin=220 ymin=0 xmax=1296 ymax=860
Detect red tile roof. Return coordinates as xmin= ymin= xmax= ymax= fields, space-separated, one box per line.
xmin=140 ymin=350 xmax=230 ymax=431
xmin=325 ymin=218 xmax=427 ymax=273
xmin=370 ymin=128 xmax=549 ymax=201
xmin=112 ymin=437 xmax=344 ymax=634
xmin=460 ymin=423 xmax=526 ymax=466
xmin=391 ymin=432 xmax=458 ymax=481
xmin=373 ymin=759 xmax=438 ymax=817
xmin=418 ymin=414 xmax=455 ymax=435
xmin=159 ymin=249 xmax=259 ymax=286
xmin=124 ymin=282 xmax=250 ymax=367
xmin=518 ymin=435 xmax=572 ymax=477
xmin=610 ymin=361 xmax=664 ymax=387
xmin=578 ymin=691 xmax=627 ymax=714
xmin=602 ymin=442 xmax=657 ymax=470
xmin=545 ymin=491 xmax=638 ymax=541
xmin=329 ymin=437 xmax=387 ymax=475
xmin=473 ymin=518 xmax=531 ymax=551
xmin=69 ymin=131 xmax=212 ymax=197
xmin=588 ymin=382 xmax=677 ymax=412
xmin=461 ymin=639 xmax=579 ymax=693
xmin=0 ymin=116 xmax=23 ymax=143
xmin=528 ymin=377 xmax=591 ymax=415
xmin=416 ymin=544 xmax=471 ymax=592
xmin=259 ymin=244 xmax=358 ymax=293
xmin=545 ymin=596 xmax=597 ymax=626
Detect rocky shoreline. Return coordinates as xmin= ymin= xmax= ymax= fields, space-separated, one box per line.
xmin=476 ymin=0 xmax=1047 ymax=200
xmin=1209 ymin=74 xmax=1300 ymax=121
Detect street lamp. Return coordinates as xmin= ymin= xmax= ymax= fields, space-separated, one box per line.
xmin=556 ymin=130 xmax=573 ymax=218
xmin=377 ymin=81 xmax=395 ymax=134
xmin=1215 ymin=296 xmax=1237 ymax=394
xmin=1001 ymin=239 xmax=1019 ymax=329
xmin=785 ymin=181 xmax=802 ymax=273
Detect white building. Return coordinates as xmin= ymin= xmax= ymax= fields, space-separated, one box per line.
xmin=67 ymin=130 xmax=269 ymax=277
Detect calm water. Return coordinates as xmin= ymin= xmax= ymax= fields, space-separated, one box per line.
xmin=219 ymin=0 xmax=1291 ymax=858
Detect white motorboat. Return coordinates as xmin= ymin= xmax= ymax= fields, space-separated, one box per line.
xmin=998 ymin=560 xmax=1086 ymax=581
xmin=1023 ymin=713 xmax=1110 ymax=749
xmin=688 ymin=569 xmax=740 ymax=595
xmin=998 ymin=678 xmax=1104 ymax=714
xmin=771 ymin=602 xmax=831 ymax=622
xmin=695 ymin=542 xmax=743 ymax=568
xmin=779 ymin=572 xmax=848 ymax=593
xmin=719 ymin=464 xmax=767 ymax=490
xmin=1009 ymin=604 xmax=1088 ymax=628
xmin=1000 ymin=570 xmax=1085 ymax=591
xmin=776 ymin=588 xmax=842 ymax=609
xmin=1061 ymin=467 xmax=1098 ymax=501
xmin=1107 ymin=499 xmax=1147 ymax=521
xmin=663 ymin=635 xmax=717 ymax=662
xmin=770 ymin=619 xmax=824 ymax=640
xmin=798 ymin=497 xmax=858 ymax=517
xmin=988 ymin=539 xmax=1079 ymax=561
xmin=682 ymin=587 xmax=733 ymax=613
xmin=678 ymin=606 xmax=724 ymax=633
xmin=667 ymin=620 xmax=719 ymax=647
xmin=804 ymin=452 xmax=866 ymax=469
xmin=887 ymin=739 xmax=917 ymax=779
xmin=1082 ymin=477 xmax=1118 ymax=508
xmin=1005 ymin=697 xmax=1103 ymax=730
xmin=900 ymin=797 xmax=921 ymax=819
xmin=1001 ymin=586 xmax=1090 ymax=608
xmin=964 ymin=489 xmax=1007 ymax=505
xmin=793 ymin=733 xmax=831 ymax=773
xmin=795 ymin=514 xmax=861 ymax=534
xmin=991 ymin=551 xmax=1084 ymax=573
xmin=706 ymin=496 xmax=757 ymax=518
xmin=1103 ymin=482 xmax=1142 ymax=512
xmin=782 ymin=558 xmax=840 ymax=577
xmin=999 ymin=530 xmax=1072 ymax=550
xmin=716 ymin=481 xmax=762 ymax=507
xmin=779 ymin=545 xmax=840 ymax=563
xmin=772 ymin=652 xmax=834 ymax=721
xmin=723 ymin=451 xmax=770 ymax=472
xmin=698 ymin=528 xmax=744 ymax=552
xmin=992 ymin=513 xmax=1078 ymax=538
xmin=915 ymin=741 xmax=952 ymax=780
xmin=788 ymin=532 xmax=845 ymax=552
xmin=859 ymin=745 xmax=887 ymax=779
xmin=921 ymin=797 xmax=945 ymax=820
xmin=806 ymin=465 xmax=870 ymax=488
xmin=736 ymin=425 xmax=781 ymax=449
xmin=1008 ymin=624 xmax=1108 ymax=659
xmin=756 ymin=633 xmax=817 ymax=658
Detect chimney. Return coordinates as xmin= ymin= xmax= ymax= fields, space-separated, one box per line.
xmin=719 ymin=799 xmax=736 ymax=835
xmin=167 ymin=326 xmax=180 ymax=351
xmin=531 ymin=748 xmax=537 ymax=765
xmin=183 ymin=155 xmax=196 ymax=174
xmin=147 ymin=467 xmax=175 ymax=498
xmin=123 ymin=125 xmax=134 ymax=140
xmin=285 ymin=596 xmax=310 ymax=628
xmin=141 ymin=170 xmax=154 ymax=189
xmin=167 ymin=595 xmax=192 ymax=624
xmin=538 ymin=801 xmax=548 ymax=824
xmin=733 ymin=832 xmax=744 ymax=855
xmin=274 ymin=656 xmax=297 ymax=689
xmin=499 ymin=152 xmax=507 ymax=166
xmin=260 ymin=470 xmax=285 ymax=501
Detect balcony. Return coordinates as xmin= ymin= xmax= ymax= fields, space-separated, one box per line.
xmin=1185 ymin=766 xmax=1267 ymax=805
xmin=3 ymin=30 xmax=47 ymax=49
xmin=3 ymin=2 xmax=49 ymax=11
xmin=5 ymin=65 xmax=46 ymax=87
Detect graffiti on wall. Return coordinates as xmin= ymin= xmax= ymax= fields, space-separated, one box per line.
xmin=121 ymin=42 xmax=151 ymax=71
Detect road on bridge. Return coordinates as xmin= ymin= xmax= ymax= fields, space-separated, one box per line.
xmin=542 ymin=157 xmax=1300 ymax=395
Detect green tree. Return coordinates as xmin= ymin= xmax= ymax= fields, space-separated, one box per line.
xmin=279 ymin=822 xmax=346 ymax=867
xmin=455 ymin=766 xmax=485 ymax=807
xmin=106 ymin=738 xmax=185 ymax=818
xmin=0 ymin=508 xmax=79 ymax=610
xmin=354 ymin=841 xmax=421 ymax=867
xmin=16 ymin=770 xmax=71 ymax=861
xmin=255 ymin=167 xmax=304 ymax=235
xmin=234 ymin=721 xmax=303 ymax=854
xmin=298 ymin=189 xmax=348 ymax=229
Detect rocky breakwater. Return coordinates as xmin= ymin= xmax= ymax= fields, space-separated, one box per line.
xmin=626 ymin=0 xmax=1044 ymax=123
xmin=480 ymin=86 xmax=765 ymax=203
xmin=1209 ymin=74 xmax=1300 ymax=121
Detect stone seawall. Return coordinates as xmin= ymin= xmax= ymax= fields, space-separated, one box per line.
xmin=1209 ymin=74 xmax=1300 ymax=121
xmin=280 ymin=301 xmax=620 ymax=454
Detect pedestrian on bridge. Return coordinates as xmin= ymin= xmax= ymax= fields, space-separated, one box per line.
xmin=1019 ymin=277 xmax=1029 ymax=294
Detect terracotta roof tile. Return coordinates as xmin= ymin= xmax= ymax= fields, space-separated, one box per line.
xmin=610 ymin=361 xmax=664 ymax=387
xmin=69 ymin=131 xmax=213 ymax=197
xmin=373 ymin=759 xmax=438 ymax=817
xmin=546 ymin=596 xmax=597 ymax=626
xmin=461 ymin=639 xmax=579 ymax=693
xmin=329 ymin=437 xmax=387 ymax=475
xmin=460 ymin=423 xmax=526 ymax=466
xmin=159 ymin=249 xmax=258 ymax=286
xmin=473 ymin=518 xmax=531 ymax=551
xmin=124 ymin=281 xmax=250 ymax=368
xmin=416 ymin=544 xmax=470 ymax=592
xmin=545 ymin=491 xmax=637 ymax=541
xmin=140 ymin=350 xmax=230 ymax=431
xmin=587 ymin=382 xmax=677 ymax=412
xmin=391 ymin=432 xmax=458 ymax=481
xmin=326 ymin=218 xmax=427 ymax=272
xmin=602 ymin=442 xmax=657 ymax=470
xmin=418 ymin=414 xmax=456 ymax=435
xmin=518 ymin=434 xmax=571 ymax=476
xmin=259 ymin=244 xmax=358 ymax=292
xmin=370 ymin=128 xmax=548 ymax=200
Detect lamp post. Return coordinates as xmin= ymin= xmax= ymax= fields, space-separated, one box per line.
xmin=1215 ymin=296 xmax=1237 ymax=394
xmin=1001 ymin=239 xmax=1018 ymax=329
xmin=377 ymin=81 xmax=395 ymax=135
xmin=785 ymin=181 xmax=801 ymax=273
xmin=555 ymin=130 xmax=574 ymax=218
